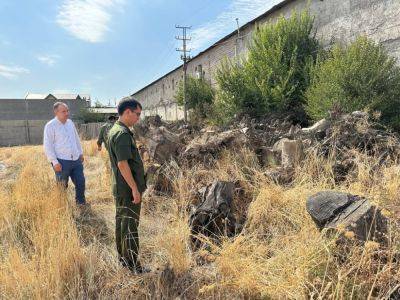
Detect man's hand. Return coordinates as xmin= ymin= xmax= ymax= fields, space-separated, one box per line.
xmin=132 ymin=188 xmax=141 ymax=204
xmin=79 ymin=155 xmax=85 ymax=163
xmin=53 ymin=163 xmax=62 ymax=172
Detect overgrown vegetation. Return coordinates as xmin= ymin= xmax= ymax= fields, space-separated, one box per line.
xmin=77 ymin=107 xmax=107 ymax=123
xmin=306 ymin=36 xmax=400 ymax=131
xmin=179 ymin=9 xmax=400 ymax=132
xmin=215 ymin=10 xmax=318 ymax=124
xmin=0 ymin=141 xmax=399 ymax=298
xmin=175 ymin=76 xmax=214 ymax=119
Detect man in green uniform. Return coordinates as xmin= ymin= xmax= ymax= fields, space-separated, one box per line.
xmin=107 ymin=97 xmax=147 ymax=273
xmin=97 ymin=115 xmax=117 ymax=152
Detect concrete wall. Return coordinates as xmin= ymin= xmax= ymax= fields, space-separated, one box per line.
xmin=0 ymin=99 xmax=87 ymax=146
xmin=133 ymin=0 xmax=400 ymax=121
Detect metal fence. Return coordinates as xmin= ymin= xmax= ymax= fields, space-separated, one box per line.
xmin=78 ymin=122 xmax=103 ymax=140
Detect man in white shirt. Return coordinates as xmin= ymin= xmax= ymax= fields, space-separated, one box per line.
xmin=43 ymin=102 xmax=86 ymax=205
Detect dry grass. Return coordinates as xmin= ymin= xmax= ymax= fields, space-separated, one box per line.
xmin=0 ymin=141 xmax=399 ymax=299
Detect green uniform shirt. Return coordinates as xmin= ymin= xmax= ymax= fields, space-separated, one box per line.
xmin=97 ymin=122 xmax=114 ymax=150
xmin=108 ymin=121 xmax=147 ymax=197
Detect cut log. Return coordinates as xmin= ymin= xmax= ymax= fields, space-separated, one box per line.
xmin=307 ymin=191 xmax=388 ymax=244
xmin=189 ymin=181 xmax=237 ymax=249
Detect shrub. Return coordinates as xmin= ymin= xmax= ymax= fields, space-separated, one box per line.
xmin=306 ymin=36 xmax=400 ymax=131
xmin=77 ymin=107 xmax=106 ymax=123
xmin=174 ymin=76 xmax=214 ymax=119
xmin=213 ymin=58 xmax=256 ymax=123
xmin=215 ymin=10 xmax=319 ymax=124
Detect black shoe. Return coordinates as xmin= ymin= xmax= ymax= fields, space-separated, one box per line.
xmin=119 ymin=257 xmax=129 ymax=267
xmin=134 ymin=264 xmax=151 ymax=275
xmin=119 ymin=257 xmax=150 ymax=274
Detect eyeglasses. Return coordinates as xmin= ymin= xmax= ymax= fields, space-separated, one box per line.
xmin=128 ymin=108 xmax=141 ymax=117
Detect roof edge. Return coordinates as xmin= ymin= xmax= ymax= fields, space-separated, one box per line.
xmin=131 ymin=0 xmax=295 ymax=96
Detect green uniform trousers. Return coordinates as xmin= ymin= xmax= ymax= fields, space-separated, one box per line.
xmin=115 ymin=196 xmax=141 ymax=267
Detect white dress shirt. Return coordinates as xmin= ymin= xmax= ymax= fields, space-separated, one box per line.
xmin=43 ymin=117 xmax=83 ymax=166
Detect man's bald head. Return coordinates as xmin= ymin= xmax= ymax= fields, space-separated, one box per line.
xmin=53 ymin=102 xmax=68 ymax=112
xmin=53 ymin=102 xmax=69 ymax=123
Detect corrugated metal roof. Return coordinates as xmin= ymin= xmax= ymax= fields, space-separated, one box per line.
xmin=25 ymin=93 xmax=49 ymax=99
xmin=24 ymin=93 xmax=91 ymax=100
xmin=89 ymin=107 xmax=117 ymax=114
xmin=53 ymin=94 xmax=81 ymax=100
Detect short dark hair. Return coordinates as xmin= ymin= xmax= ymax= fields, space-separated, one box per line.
xmin=117 ymin=96 xmax=142 ymax=115
xmin=53 ymin=102 xmax=68 ymax=111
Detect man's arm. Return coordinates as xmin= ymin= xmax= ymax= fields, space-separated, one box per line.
xmin=43 ymin=123 xmax=62 ymax=171
xmin=72 ymin=121 xmax=84 ymax=160
xmin=115 ymin=133 xmax=141 ymax=204
xmin=97 ymin=126 xmax=105 ymax=149
xmin=117 ymin=160 xmax=141 ymax=204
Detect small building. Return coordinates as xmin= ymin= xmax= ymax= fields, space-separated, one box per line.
xmin=0 ymin=94 xmax=91 ymax=146
xmin=25 ymin=93 xmax=91 ymax=106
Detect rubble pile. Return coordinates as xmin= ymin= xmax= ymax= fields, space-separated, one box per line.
xmin=180 ymin=129 xmax=249 ymax=164
xmin=137 ymin=112 xmax=400 ymax=189
xmin=136 ymin=113 xmax=399 ymax=245
xmin=133 ymin=115 xmax=165 ymax=138
xmin=137 ymin=112 xmax=400 ymax=169
xmin=301 ymin=112 xmax=400 ymax=181
xmin=145 ymin=126 xmax=183 ymax=164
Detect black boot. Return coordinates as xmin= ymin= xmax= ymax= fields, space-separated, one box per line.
xmin=133 ymin=261 xmax=150 ymax=274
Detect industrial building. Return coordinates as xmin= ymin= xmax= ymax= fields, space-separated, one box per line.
xmin=132 ymin=0 xmax=400 ymax=121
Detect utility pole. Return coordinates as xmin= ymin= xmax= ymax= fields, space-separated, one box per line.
xmin=235 ymin=18 xmax=241 ymax=62
xmin=175 ymin=25 xmax=191 ymax=123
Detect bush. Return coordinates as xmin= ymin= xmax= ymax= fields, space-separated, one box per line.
xmin=215 ymin=10 xmax=319 ymax=124
xmin=174 ymin=76 xmax=214 ymax=119
xmin=77 ymin=107 xmax=106 ymax=123
xmin=306 ymin=36 xmax=400 ymax=131
xmin=213 ymin=59 xmax=255 ymax=123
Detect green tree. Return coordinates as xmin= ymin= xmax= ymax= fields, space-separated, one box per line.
xmin=215 ymin=9 xmax=318 ymax=123
xmin=174 ymin=76 xmax=214 ymax=118
xmin=306 ymin=36 xmax=400 ymax=131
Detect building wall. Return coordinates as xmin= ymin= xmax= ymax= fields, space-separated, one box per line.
xmin=133 ymin=0 xmax=400 ymax=121
xmin=0 ymin=99 xmax=87 ymax=146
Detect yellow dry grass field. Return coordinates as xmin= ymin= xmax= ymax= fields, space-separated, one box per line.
xmin=0 ymin=140 xmax=399 ymax=299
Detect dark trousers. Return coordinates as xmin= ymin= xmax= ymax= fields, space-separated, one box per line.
xmin=55 ymin=158 xmax=86 ymax=204
xmin=115 ymin=196 xmax=141 ymax=268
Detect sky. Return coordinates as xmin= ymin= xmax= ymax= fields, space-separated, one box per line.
xmin=0 ymin=0 xmax=280 ymax=105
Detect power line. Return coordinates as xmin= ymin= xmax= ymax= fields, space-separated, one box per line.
xmin=174 ymin=0 xmax=219 ymax=27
